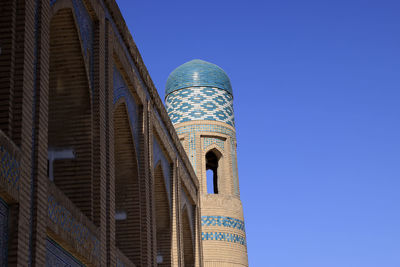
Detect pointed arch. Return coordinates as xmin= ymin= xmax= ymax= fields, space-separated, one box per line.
xmin=113 ymin=101 xmax=141 ymax=265
xmin=154 ymin=163 xmax=171 ymax=266
xmin=48 ymin=7 xmax=93 ymax=218
xmin=182 ymin=206 xmax=194 ymax=267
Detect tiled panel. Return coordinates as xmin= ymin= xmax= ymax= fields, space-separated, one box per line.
xmin=202 ymin=137 xmax=224 ymax=151
xmin=0 ymin=199 xmax=8 ymax=266
xmin=188 ymin=133 xmax=196 ymax=173
xmin=47 ymin=195 xmax=100 ymax=259
xmin=165 ymin=60 xmax=233 ymax=96
xmin=153 ymin=137 xmax=171 ymax=203
xmin=113 ymin=66 xmax=140 ymax=153
xmin=0 ymin=145 xmax=20 ymax=191
xmin=201 ymin=216 xmax=245 ymax=232
xmin=201 ymin=232 xmax=246 ymax=246
xmin=45 ymin=238 xmax=85 ymax=267
xmin=166 ymin=87 xmax=234 ymax=126
xmin=230 ymin=139 xmax=239 ymax=195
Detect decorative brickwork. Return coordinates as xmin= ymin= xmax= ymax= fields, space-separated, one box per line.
xmin=1 ymin=0 xmax=203 ymax=266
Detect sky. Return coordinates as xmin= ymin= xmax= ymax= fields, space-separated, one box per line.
xmin=115 ymin=0 xmax=400 ymax=266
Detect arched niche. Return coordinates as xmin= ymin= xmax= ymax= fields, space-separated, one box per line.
xmin=48 ymin=7 xmax=93 ymax=218
xmin=182 ymin=206 xmax=194 ymax=267
xmin=154 ymin=163 xmax=171 ymax=266
xmin=113 ymin=101 xmax=141 ymax=265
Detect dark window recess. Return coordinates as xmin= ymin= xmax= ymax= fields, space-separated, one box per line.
xmin=206 ymin=150 xmax=219 ymax=194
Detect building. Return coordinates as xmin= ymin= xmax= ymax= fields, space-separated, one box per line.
xmin=0 ymin=0 xmax=248 ymax=266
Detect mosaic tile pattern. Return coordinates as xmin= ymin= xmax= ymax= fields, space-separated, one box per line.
xmin=0 ymin=145 xmax=20 ymax=191
xmin=202 ymin=137 xmax=224 ymax=151
xmin=0 ymin=199 xmax=8 ymax=267
xmin=47 ymin=195 xmax=100 ymax=259
xmin=113 ymin=66 xmax=140 ymax=154
xmin=202 ymin=232 xmax=246 ymax=246
xmin=166 ymin=87 xmax=234 ymax=126
xmin=201 ymin=216 xmax=245 ymax=232
xmin=46 ymin=238 xmax=85 ymax=267
xmin=153 ymin=137 xmax=171 ymax=203
xmin=166 ymin=59 xmax=233 ymax=95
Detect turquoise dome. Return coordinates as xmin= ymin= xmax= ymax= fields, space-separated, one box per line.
xmin=165 ymin=59 xmax=233 ymax=96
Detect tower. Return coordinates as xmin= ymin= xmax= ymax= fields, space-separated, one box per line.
xmin=166 ymin=60 xmax=248 ymax=266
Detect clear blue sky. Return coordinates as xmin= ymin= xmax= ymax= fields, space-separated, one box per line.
xmin=115 ymin=1 xmax=400 ymax=266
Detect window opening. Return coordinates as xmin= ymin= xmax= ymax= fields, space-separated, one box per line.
xmin=206 ymin=151 xmax=219 ymax=194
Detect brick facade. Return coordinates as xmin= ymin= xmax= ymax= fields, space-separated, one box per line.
xmin=0 ymin=0 xmax=202 ymax=266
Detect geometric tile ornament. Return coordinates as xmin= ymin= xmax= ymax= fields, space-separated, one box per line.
xmin=166 ymin=87 xmax=235 ymax=126
xmin=165 ymin=59 xmax=235 ymax=126
xmin=201 ymin=232 xmax=246 ymax=246
xmin=201 ymin=216 xmax=245 ymax=232
xmin=202 ymin=137 xmax=225 ymax=151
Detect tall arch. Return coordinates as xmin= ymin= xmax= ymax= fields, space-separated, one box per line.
xmin=182 ymin=206 xmax=194 ymax=267
xmin=154 ymin=163 xmax=171 ymax=266
xmin=113 ymin=102 xmax=141 ymax=265
xmin=48 ymin=8 xmax=93 ymax=218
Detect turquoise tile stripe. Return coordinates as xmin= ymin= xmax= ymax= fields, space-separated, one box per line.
xmin=201 ymin=216 xmax=245 ymax=232
xmin=202 ymin=232 xmax=246 ymax=246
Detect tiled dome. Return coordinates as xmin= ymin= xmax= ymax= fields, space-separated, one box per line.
xmin=165 ymin=59 xmax=233 ymax=96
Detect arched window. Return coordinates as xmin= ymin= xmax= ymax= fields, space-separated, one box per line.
xmin=205 ymin=150 xmax=221 ymax=194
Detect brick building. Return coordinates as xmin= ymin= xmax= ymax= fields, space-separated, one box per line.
xmin=0 ymin=0 xmax=248 ymax=266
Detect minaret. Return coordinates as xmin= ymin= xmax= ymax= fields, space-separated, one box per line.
xmin=165 ymin=60 xmax=248 ymax=266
